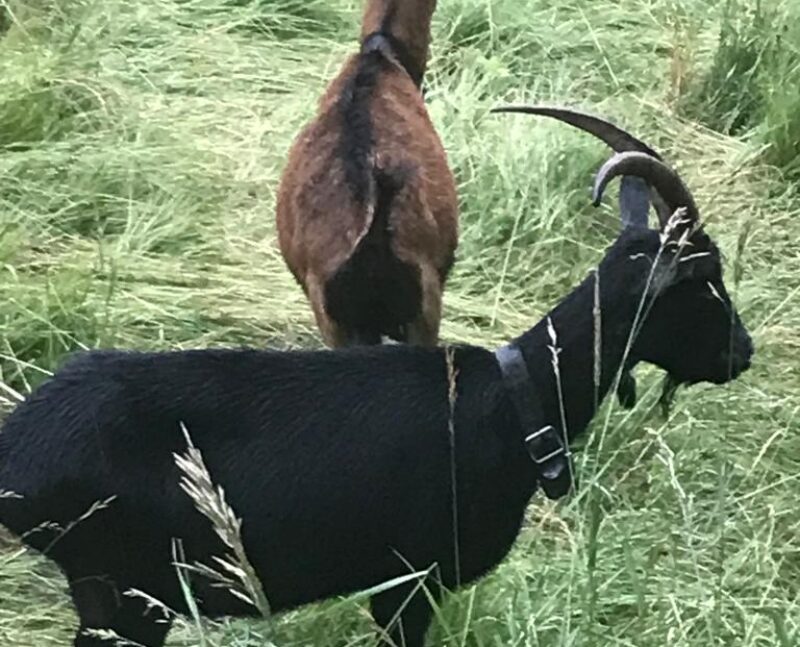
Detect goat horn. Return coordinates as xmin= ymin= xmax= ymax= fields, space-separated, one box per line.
xmin=489 ymin=105 xmax=663 ymax=159
xmin=593 ymin=152 xmax=699 ymax=227
xmin=490 ymin=105 xmax=673 ymax=224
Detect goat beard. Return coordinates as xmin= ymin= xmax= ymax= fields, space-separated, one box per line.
xmin=615 ymin=370 xmax=681 ymax=416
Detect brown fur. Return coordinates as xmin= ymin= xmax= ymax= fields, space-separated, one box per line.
xmin=276 ymin=0 xmax=458 ymax=347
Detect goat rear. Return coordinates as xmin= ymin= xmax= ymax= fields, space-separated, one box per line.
xmin=276 ymin=0 xmax=458 ymax=347
xmin=322 ymin=167 xmax=423 ymax=344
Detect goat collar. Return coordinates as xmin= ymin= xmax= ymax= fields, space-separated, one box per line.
xmin=495 ymin=344 xmax=574 ymax=500
xmin=360 ymin=31 xmax=425 ymax=89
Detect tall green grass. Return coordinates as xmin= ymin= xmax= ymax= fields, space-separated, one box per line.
xmin=679 ymin=0 xmax=800 ymax=176
xmin=1 ymin=0 xmax=799 ymax=645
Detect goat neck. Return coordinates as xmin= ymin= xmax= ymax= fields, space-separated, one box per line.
xmin=512 ymin=229 xmax=656 ymax=444
xmin=360 ymin=0 xmax=436 ymax=85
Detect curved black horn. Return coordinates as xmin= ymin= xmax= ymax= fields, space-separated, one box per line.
xmin=490 ymin=105 xmax=672 ymax=224
xmin=489 ymin=105 xmax=663 ymax=159
xmin=593 ymin=152 xmax=699 ymax=227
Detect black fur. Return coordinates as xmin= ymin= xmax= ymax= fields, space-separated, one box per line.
xmin=324 ymin=170 xmax=422 ymax=343
xmin=0 ymin=345 xmax=529 ymax=646
xmin=337 ymin=49 xmax=386 ymax=206
xmin=619 ymin=175 xmax=651 ymax=229
xmin=0 ymin=226 xmax=752 ymax=647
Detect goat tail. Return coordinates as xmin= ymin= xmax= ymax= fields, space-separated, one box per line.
xmin=365 ymin=166 xmax=406 ymax=247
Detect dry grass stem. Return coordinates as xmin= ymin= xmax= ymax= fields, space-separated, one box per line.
xmin=546 ymin=317 xmax=570 ymax=454
xmin=0 ymin=379 xmax=24 ymax=403
xmin=444 ymin=346 xmax=462 ymax=588
xmin=174 ymin=422 xmax=272 ymax=619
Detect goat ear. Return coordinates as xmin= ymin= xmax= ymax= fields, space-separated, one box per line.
xmin=619 ymin=176 xmax=650 ymax=229
xmin=616 ymin=370 xmax=637 ymax=409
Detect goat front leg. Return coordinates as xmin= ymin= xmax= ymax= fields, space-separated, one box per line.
xmin=370 ymin=582 xmax=438 ymax=647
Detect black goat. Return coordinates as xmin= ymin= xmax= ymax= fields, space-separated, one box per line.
xmin=0 ymin=113 xmax=752 ymax=647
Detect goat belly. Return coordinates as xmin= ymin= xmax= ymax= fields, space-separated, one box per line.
xmin=188 ymin=423 xmax=455 ymax=612
xmin=114 ymin=442 xmax=459 ymax=614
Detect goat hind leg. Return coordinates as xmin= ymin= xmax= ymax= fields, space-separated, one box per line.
xmin=305 ymin=274 xmax=350 ymax=348
xmin=405 ymin=316 xmax=438 ymax=347
xmin=70 ymin=574 xmax=117 ymax=647
xmin=370 ymin=584 xmax=437 ymax=647
xmin=404 ymin=266 xmax=442 ymax=347
xmin=405 ymin=305 xmax=440 ymax=348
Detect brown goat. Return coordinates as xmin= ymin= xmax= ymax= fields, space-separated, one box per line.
xmin=276 ymin=0 xmax=458 ymax=347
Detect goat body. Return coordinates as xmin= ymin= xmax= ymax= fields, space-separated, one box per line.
xmin=0 ymin=116 xmax=753 ymax=646
xmin=276 ymin=0 xmax=458 ymax=347
xmin=0 ymin=344 xmax=531 ymax=646
xmin=0 ymin=229 xmax=751 ymax=647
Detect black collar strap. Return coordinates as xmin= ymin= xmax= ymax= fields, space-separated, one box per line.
xmin=361 ymin=31 xmax=425 ymax=89
xmin=495 ymin=344 xmax=574 ymax=500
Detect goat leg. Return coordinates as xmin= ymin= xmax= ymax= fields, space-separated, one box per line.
xmin=69 ymin=574 xmax=172 ymax=647
xmin=370 ymin=581 xmax=438 ymax=647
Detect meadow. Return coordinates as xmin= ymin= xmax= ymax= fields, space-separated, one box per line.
xmin=0 ymin=0 xmax=799 ymax=644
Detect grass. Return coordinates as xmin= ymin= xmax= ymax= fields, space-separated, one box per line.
xmin=1 ymin=0 xmax=799 ymax=644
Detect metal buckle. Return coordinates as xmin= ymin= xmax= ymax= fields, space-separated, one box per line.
xmin=524 ymin=425 xmax=566 ymax=465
